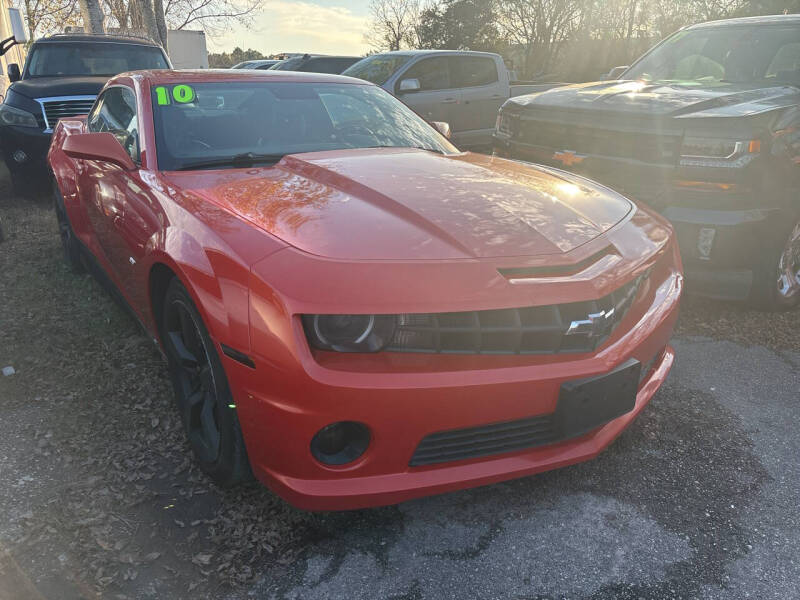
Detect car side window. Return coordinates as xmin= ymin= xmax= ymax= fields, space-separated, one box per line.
xmin=766 ymin=42 xmax=800 ymax=81
xmin=451 ymin=56 xmax=499 ymax=88
xmin=399 ymin=57 xmax=451 ymax=92
xmin=88 ymin=87 xmax=140 ymax=164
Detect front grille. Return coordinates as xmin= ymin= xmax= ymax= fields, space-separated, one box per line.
xmin=410 ymin=414 xmax=558 ymax=466
xmin=39 ymin=97 xmax=96 ymax=130
xmin=518 ymin=119 xmax=680 ymax=165
xmin=386 ymin=274 xmax=645 ymax=355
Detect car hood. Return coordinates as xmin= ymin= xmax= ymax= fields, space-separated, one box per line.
xmin=10 ymin=76 xmax=108 ymax=99
xmin=164 ymin=148 xmax=634 ymax=261
xmin=505 ymin=79 xmax=800 ymax=118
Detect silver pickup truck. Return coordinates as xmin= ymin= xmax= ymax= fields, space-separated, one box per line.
xmin=343 ymin=50 xmax=558 ymax=149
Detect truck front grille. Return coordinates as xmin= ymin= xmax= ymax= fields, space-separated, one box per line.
xmin=38 ymin=96 xmax=96 ymax=131
xmin=518 ymin=119 xmax=680 ymax=165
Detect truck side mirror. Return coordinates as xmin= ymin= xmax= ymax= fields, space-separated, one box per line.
xmin=604 ymin=66 xmax=629 ymax=81
xmin=7 ymin=63 xmax=20 ymax=82
xmin=398 ymin=78 xmax=421 ymax=93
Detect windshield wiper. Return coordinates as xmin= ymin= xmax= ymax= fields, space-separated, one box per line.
xmin=176 ymin=152 xmax=285 ymax=171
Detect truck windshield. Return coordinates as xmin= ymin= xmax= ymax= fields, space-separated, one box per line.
xmin=25 ymin=42 xmax=168 ymax=78
xmin=625 ymin=25 xmax=800 ymax=86
xmin=342 ymin=54 xmax=413 ymax=85
xmin=151 ymin=81 xmax=457 ymax=171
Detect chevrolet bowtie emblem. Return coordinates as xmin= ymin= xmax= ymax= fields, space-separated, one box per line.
xmin=565 ymin=308 xmax=616 ymax=338
xmin=552 ymin=150 xmax=586 ymax=167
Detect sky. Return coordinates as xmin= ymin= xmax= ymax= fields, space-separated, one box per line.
xmin=207 ymin=0 xmax=373 ymax=57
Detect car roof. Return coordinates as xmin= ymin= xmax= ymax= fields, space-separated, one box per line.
xmin=365 ymin=49 xmax=498 ymax=58
xmin=122 ymin=69 xmax=369 ymax=85
xmin=287 ymin=55 xmax=360 ymax=60
xmin=35 ymin=33 xmax=162 ymax=46
xmin=689 ymin=14 xmax=800 ymax=29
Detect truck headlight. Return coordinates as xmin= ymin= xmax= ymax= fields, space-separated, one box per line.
xmin=680 ymin=137 xmax=760 ymax=168
xmin=0 ymin=104 xmax=40 ymax=128
xmin=303 ymin=314 xmax=396 ymax=352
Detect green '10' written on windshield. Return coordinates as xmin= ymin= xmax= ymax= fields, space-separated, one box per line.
xmin=154 ymin=85 xmax=196 ymax=105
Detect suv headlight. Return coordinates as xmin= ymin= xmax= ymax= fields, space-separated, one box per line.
xmin=302 ymin=314 xmax=396 ymax=352
xmin=680 ymin=136 xmax=761 ymax=168
xmin=0 ymin=103 xmax=39 ymax=128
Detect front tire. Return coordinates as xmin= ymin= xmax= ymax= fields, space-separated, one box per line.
xmin=161 ymin=278 xmax=252 ymax=486
xmin=53 ymin=184 xmax=85 ymax=273
xmin=751 ymin=218 xmax=800 ymax=311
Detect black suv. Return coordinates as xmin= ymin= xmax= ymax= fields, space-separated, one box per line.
xmin=494 ymin=15 xmax=800 ymax=310
xmin=0 ymin=33 xmax=170 ymax=195
xmin=268 ymin=54 xmax=361 ymax=74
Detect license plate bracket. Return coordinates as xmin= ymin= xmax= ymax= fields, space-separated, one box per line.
xmin=555 ymin=358 xmax=641 ymax=440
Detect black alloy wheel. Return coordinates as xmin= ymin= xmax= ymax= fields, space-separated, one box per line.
xmin=161 ymin=278 xmax=251 ymax=485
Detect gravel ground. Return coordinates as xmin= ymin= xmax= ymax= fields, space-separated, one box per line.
xmin=0 ymin=177 xmax=798 ymax=599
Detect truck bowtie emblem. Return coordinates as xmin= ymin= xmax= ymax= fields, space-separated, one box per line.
xmin=552 ymin=150 xmax=586 ymax=167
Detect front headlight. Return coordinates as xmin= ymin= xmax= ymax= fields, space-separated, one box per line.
xmin=302 ymin=314 xmax=396 ymax=353
xmin=0 ymin=103 xmax=40 ymax=128
xmin=679 ymin=136 xmax=760 ymax=168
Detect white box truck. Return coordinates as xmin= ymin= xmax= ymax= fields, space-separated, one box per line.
xmin=167 ymin=29 xmax=208 ymax=69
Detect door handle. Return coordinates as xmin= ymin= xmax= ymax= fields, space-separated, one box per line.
xmin=442 ymin=98 xmax=458 ymax=104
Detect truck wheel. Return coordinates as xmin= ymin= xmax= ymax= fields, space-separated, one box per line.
xmin=161 ymin=278 xmax=252 ymax=487
xmin=751 ymin=219 xmax=800 ymax=311
xmin=53 ymin=184 xmax=85 ymax=273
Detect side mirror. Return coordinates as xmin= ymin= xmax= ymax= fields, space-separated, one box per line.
xmin=604 ymin=66 xmax=629 ymax=81
xmin=432 ymin=121 xmax=451 ymax=139
xmin=63 ymin=132 xmax=136 ymax=170
xmin=7 ymin=63 xmax=20 ymax=82
xmin=398 ymin=78 xmax=421 ymax=93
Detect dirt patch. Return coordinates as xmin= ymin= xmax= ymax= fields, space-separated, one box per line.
xmin=676 ymin=294 xmax=799 ymax=352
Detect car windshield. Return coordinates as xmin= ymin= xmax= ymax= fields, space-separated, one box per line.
xmin=343 ymin=54 xmax=414 ymax=85
xmin=151 ymin=81 xmax=458 ymax=170
xmin=625 ymin=24 xmax=800 ymax=86
xmin=25 ymin=42 xmax=168 ymax=77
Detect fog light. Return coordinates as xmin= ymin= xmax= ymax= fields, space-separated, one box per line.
xmin=698 ymin=227 xmax=716 ymax=260
xmin=12 ymin=150 xmax=27 ymax=163
xmin=310 ymin=421 xmax=370 ymax=465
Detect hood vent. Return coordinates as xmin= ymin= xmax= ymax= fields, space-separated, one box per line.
xmin=498 ymin=247 xmax=616 ymax=281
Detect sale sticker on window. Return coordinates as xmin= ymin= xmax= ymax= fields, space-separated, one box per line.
xmin=154 ymin=84 xmax=196 ymax=105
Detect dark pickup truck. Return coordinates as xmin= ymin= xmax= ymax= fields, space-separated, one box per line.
xmin=0 ymin=33 xmax=170 ymax=195
xmin=494 ymin=15 xmax=800 ymax=310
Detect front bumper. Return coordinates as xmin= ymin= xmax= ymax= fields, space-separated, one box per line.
xmin=495 ymin=137 xmax=792 ymax=301
xmin=0 ymin=125 xmax=52 ymax=175
xmin=225 ymin=265 xmax=682 ymax=511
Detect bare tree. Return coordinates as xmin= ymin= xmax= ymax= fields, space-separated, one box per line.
xmin=14 ymin=0 xmax=81 ymax=37
xmin=78 ymin=0 xmax=105 ymax=32
xmin=497 ymin=0 xmax=584 ymax=77
xmin=104 ymin=0 xmax=260 ymax=41
xmin=366 ymin=0 xmax=421 ymax=51
xmin=163 ymin=0 xmax=261 ymax=34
